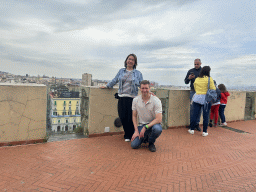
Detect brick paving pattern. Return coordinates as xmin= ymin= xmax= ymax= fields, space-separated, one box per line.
xmin=0 ymin=120 xmax=256 ymax=191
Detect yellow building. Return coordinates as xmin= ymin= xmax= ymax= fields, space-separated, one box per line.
xmin=50 ymin=93 xmax=81 ymax=132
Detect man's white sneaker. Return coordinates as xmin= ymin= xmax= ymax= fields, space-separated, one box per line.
xmin=125 ymin=139 xmax=131 ymax=142
xmin=202 ymin=132 xmax=208 ymax=137
xmin=188 ymin=129 xmax=194 ymax=135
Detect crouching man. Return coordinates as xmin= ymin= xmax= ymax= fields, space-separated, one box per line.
xmin=131 ymin=80 xmax=162 ymax=152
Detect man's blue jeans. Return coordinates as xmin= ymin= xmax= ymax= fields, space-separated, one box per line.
xmin=190 ymin=102 xmax=211 ymax=133
xmin=190 ymin=91 xmax=202 ymax=126
xmin=131 ymin=124 xmax=162 ymax=149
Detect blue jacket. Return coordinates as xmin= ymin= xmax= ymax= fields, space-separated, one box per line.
xmin=107 ymin=68 xmax=143 ymax=96
xmin=215 ymin=88 xmax=221 ymax=103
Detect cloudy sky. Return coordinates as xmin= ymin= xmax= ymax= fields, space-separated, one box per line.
xmin=1 ymin=0 xmax=255 ymax=87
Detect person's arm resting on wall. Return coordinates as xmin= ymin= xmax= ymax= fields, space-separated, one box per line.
xmin=106 ymin=69 xmax=121 ymax=88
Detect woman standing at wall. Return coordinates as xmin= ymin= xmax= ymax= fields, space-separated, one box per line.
xmin=101 ymin=54 xmax=143 ymax=141
xmin=188 ymin=66 xmax=216 ymax=136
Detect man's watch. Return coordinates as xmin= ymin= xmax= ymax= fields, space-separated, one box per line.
xmin=144 ymin=125 xmax=149 ymax=129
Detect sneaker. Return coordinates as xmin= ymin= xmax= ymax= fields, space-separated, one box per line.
xmin=202 ymin=132 xmax=208 ymax=137
xmin=125 ymin=139 xmax=131 ymax=142
xmin=188 ymin=129 xmax=194 ymax=135
xmin=209 ymin=120 xmax=213 ymax=127
xmin=219 ymin=122 xmax=227 ymax=126
xmin=148 ymin=143 xmax=156 ymax=152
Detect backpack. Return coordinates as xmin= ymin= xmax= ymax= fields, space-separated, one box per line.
xmin=204 ymin=77 xmax=217 ymax=111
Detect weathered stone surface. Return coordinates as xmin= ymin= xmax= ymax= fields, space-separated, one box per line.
xmin=0 ymin=84 xmax=46 ymax=143
xmin=23 ymin=99 xmax=46 ymax=121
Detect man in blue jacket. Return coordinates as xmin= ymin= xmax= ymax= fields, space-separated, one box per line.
xmin=184 ymin=58 xmax=202 ymax=131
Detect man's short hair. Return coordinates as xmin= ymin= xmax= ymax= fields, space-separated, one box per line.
xmin=194 ymin=58 xmax=201 ymax=63
xmin=140 ymin=80 xmax=150 ymax=87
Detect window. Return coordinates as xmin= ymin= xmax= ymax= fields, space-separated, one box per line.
xmin=69 ymin=101 xmax=71 ymax=104
xmin=54 ymin=101 xmax=57 ymax=105
xmin=68 ymin=111 xmax=72 ymax=115
xmin=69 ymin=106 xmax=71 ymax=110
xmin=66 ymin=119 xmax=68 ymax=123
xmin=64 ymin=107 xmax=66 ymax=110
xmin=62 ymin=112 xmax=66 ymax=115
xmin=58 ymin=120 xmax=60 ymax=123
xmin=53 ymin=112 xmax=57 ymax=116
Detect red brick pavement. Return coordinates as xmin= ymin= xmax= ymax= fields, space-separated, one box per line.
xmin=0 ymin=120 xmax=256 ymax=192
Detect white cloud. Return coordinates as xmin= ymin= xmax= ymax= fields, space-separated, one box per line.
xmin=0 ymin=0 xmax=255 ymax=87
xmin=225 ymin=54 xmax=256 ymax=65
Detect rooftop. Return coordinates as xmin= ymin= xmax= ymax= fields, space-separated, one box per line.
xmin=1 ymin=120 xmax=256 ymax=191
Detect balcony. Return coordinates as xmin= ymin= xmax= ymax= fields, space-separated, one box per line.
xmin=0 ymin=84 xmax=256 ymax=191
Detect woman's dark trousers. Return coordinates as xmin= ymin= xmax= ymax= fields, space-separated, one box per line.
xmin=118 ymin=97 xmax=134 ymax=140
xmin=190 ymin=102 xmax=211 ymax=133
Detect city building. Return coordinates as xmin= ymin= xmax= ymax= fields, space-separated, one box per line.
xmin=49 ymin=91 xmax=81 ymax=132
xmin=82 ymin=73 xmax=92 ymax=86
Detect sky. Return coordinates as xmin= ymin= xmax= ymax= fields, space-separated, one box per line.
xmin=0 ymin=0 xmax=256 ymax=87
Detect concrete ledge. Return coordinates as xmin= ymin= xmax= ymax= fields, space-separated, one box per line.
xmin=0 ymin=139 xmax=45 ymax=147
xmin=88 ymin=131 xmax=124 ymax=138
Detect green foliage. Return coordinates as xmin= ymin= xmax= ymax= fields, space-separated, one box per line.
xmin=74 ymin=126 xmax=84 ymax=134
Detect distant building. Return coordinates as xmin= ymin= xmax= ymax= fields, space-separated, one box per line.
xmin=49 ymin=91 xmax=81 ymax=132
xmin=82 ymin=73 xmax=92 ymax=86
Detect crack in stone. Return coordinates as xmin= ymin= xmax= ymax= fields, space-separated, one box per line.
xmin=93 ymin=111 xmax=117 ymax=128
xmin=0 ymin=100 xmax=26 ymax=105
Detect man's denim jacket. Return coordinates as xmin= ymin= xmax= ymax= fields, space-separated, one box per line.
xmin=106 ymin=68 xmax=143 ymax=96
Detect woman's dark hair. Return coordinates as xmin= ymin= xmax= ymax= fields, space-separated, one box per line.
xmin=124 ymin=54 xmax=137 ymax=69
xmin=218 ymin=84 xmax=227 ymax=92
xmin=198 ymin=66 xmax=211 ymax=78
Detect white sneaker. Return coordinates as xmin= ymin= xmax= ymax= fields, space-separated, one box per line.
xmin=202 ymin=132 xmax=208 ymax=137
xmin=219 ymin=122 xmax=227 ymax=126
xmin=188 ymin=129 xmax=194 ymax=135
xmin=125 ymin=139 xmax=131 ymax=142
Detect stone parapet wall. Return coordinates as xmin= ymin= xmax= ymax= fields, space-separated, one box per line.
xmin=80 ymin=87 xmax=121 ymax=136
xmin=81 ymin=87 xmax=250 ymax=136
xmin=0 ymin=84 xmax=46 ymax=144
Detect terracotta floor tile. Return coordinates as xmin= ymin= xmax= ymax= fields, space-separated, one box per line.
xmin=0 ymin=120 xmax=255 ymax=191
